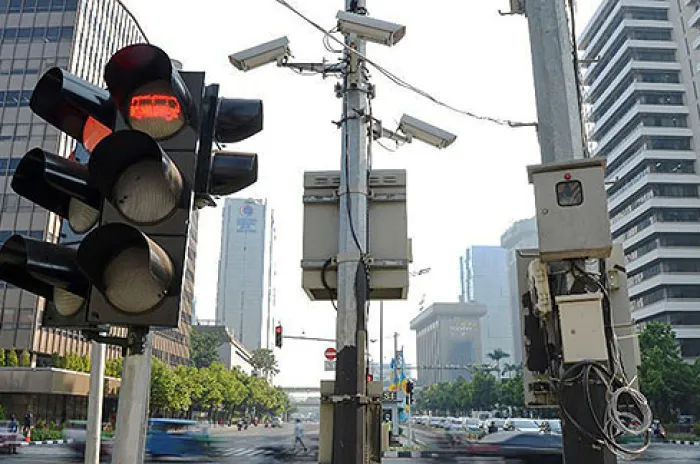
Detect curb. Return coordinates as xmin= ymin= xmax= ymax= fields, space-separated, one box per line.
xmin=383 ymin=451 xmax=436 ymax=458
xmin=21 ymin=439 xmax=73 ymax=446
xmin=666 ymin=439 xmax=700 ymax=446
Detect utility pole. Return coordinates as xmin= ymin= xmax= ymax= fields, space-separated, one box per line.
xmin=111 ymin=329 xmax=151 ymax=464
xmin=524 ymin=0 xmax=585 ymax=163
xmin=332 ymin=0 xmax=369 ymax=461
xmin=523 ymin=2 xmax=615 ymax=463
xmin=379 ymin=301 xmax=384 ymax=389
xmin=85 ymin=340 xmax=105 ymax=464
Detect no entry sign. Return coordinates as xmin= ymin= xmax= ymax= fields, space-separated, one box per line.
xmin=324 ymin=347 xmax=337 ymax=360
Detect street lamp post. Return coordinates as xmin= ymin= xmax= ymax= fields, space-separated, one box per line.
xmin=378 ymin=267 xmax=431 ymax=388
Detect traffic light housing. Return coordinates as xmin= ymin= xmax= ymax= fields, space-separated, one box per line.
xmin=366 ymin=367 xmax=374 ymax=383
xmin=0 ymin=66 xmax=118 ymax=328
xmin=0 ymin=42 xmax=264 ymax=331
xmin=275 ymin=325 xmax=283 ymax=348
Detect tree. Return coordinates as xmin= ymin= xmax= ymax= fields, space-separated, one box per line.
xmin=487 ymin=349 xmax=510 ymax=380
xmin=105 ymin=359 xmax=122 ymax=378
xmin=20 ymin=350 xmax=30 ymax=367
xmin=638 ymin=322 xmax=695 ymax=422
xmin=7 ymin=349 xmax=18 ymax=367
xmin=0 ymin=349 xmax=6 ymax=367
xmin=190 ymin=329 xmax=221 ymax=368
xmin=471 ymin=370 xmax=499 ymax=410
xmin=501 ymin=363 xmax=520 ymax=379
xmin=250 ymin=348 xmax=280 ymax=379
xmin=150 ymin=357 xmax=178 ymax=415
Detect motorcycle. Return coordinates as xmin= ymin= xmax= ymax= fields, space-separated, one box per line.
xmin=237 ymin=421 xmax=243 ymax=431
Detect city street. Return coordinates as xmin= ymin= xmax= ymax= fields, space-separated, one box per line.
xmin=1 ymin=424 xmax=319 ymax=463
xmin=406 ymin=426 xmax=700 ymax=463
xmin=383 ymin=443 xmax=700 ymax=463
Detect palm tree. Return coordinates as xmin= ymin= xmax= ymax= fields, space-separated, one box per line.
xmin=486 ymin=349 xmax=510 ymax=381
xmin=250 ymin=348 xmax=280 ymax=380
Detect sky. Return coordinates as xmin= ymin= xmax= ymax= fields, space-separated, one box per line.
xmin=122 ymin=0 xmax=602 ymax=387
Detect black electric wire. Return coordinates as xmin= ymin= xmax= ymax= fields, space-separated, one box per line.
xmin=322 ymin=257 xmax=338 ymax=311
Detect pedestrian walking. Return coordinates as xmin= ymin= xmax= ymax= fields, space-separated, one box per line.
xmin=293 ymin=419 xmax=307 ymax=452
xmin=8 ymin=414 xmax=19 ymax=454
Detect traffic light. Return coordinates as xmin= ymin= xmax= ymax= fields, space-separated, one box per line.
xmin=0 ymin=42 xmax=264 ymax=330
xmin=0 ymin=67 xmax=117 ymax=328
xmin=366 ymin=367 xmax=374 ymax=383
xmin=406 ymin=380 xmax=414 ymax=403
xmin=275 ymin=325 xmax=283 ymax=348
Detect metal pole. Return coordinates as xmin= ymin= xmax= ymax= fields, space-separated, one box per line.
xmin=379 ymin=301 xmax=384 ymax=389
xmin=332 ymin=0 xmax=369 ymax=461
xmin=111 ymin=329 xmax=151 ymax=464
xmin=265 ymin=209 xmax=275 ymax=349
xmin=85 ymin=340 xmax=106 ymax=464
xmin=524 ymin=3 xmax=615 ymax=463
xmin=524 ymin=0 xmax=585 ymax=163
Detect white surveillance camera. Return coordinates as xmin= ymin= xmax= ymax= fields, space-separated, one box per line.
xmin=336 ymin=11 xmax=406 ymax=47
xmin=399 ymin=115 xmax=457 ymax=149
xmin=229 ymin=36 xmax=291 ymax=72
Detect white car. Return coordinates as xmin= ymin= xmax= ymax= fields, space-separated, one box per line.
xmin=504 ymin=418 xmax=542 ymax=432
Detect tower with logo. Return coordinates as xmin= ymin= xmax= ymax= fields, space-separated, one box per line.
xmin=216 ymin=198 xmax=267 ymax=349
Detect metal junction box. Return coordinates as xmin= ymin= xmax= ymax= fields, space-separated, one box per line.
xmin=301 ymin=169 xmax=411 ymax=301
xmin=556 ymin=293 xmax=608 ymax=364
xmin=527 ymin=158 xmax=612 ymax=262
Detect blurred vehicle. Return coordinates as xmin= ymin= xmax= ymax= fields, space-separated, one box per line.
xmin=0 ymin=420 xmax=21 ymax=454
xmin=146 ymin=418 xmax=229 ymax=459
xmin=468 ymin=431 xmax=562 ymax=464
xmin=63 ymin=420 xmax=113 ymax=458
xmin=463 ymin=417 xmax=482 ymax=433
xmin=429 ymin=417 xmax=443 ymax=427
xmin=480 ymin=418 xmax=506 ymax=434
xmin=271 ymin=417 xmax=284 ymax=428
xmin=504 ymin=418 xmax=542 ymax=432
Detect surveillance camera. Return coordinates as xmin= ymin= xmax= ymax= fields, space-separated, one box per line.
xmin=229 ymin=36 xmax=291 ymax=72
xmin=399 ymin=115 xmax=457 ymax=149
xmin=336 ymin=11 xmax=406 ymax=47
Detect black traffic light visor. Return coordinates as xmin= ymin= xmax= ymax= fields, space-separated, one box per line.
xmin=215 ymin=98 xmax=263 ymax=143
xmin=89 ymin=130 xmax=184 ymax=224
xmin=105 ymin=44 xmax=197 ymax=140
xmin=30 ymin=68 xmax=115 ymax=148
xmin=77 ymin=223 xmax=174 ymax=310
xmin=12 ymin=149 xmax=101 ymax=220
xmin=0 ymin=235 xmax=88 ymax=300
xmin=209 ymin=151 xmax=258 ymax=196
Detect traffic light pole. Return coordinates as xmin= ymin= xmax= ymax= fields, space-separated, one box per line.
xmin=332 ymin=0 xmax=369 ymax=462
xmin=523 ymin=2 xmax=615 ymax=463
xmin=85 ymin=340 xmax=105 ymax=464
xmin=111 ymin=328 xmax=151 ymax=464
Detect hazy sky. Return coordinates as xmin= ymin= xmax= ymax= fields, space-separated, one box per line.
xmin=122 ymin=0 xmax=602 ymax=386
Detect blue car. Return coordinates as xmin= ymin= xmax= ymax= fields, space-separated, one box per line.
xmin=146 ymin=418 xmax=226 ymax=458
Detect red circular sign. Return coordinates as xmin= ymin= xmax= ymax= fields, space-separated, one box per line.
xmin=324 ymin=348 xmax=337 ymax=360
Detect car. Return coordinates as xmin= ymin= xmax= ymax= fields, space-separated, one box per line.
xmin=63 ymin=420 xmax=113 ymax=458
xmin=503 ymin=418 xmax=542 ymax=432
xmin=469 ymin=431 xmax=562 ymax=464
xmin=271 ymin=417 xmax=284 ymax=428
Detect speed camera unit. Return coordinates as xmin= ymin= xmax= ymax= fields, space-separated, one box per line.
xmin=527 ymin=158 xmax=611 ymax=262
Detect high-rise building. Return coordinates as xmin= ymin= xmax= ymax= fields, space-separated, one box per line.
xmin=581 ymin=0 xmax=700 ymax=358
xmin=500 ymin=218 xmax=539 ymax=365
xmin=216 ymin=198 xmax=267 ymax=350
xmin=409 ymin=302 xmax=486 ymax=386
xmin=460 ymin=246 xmax=514 ymax=364
xmin=0 ymin=0 xmax=193 ymax=367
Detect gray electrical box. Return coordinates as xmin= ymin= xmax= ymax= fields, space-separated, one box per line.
xmin=527 ymin=158 xmax=612 ymax=262
xmin=301 ymin=169 xmax=411 ymax=301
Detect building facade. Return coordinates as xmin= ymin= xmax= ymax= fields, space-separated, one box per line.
xmin=193 ymin=322 xmax=254 ymax=375
xmin=500 ymin=217 xmax=539 ymax=365
xmin=460 ymin=246 xmax=515 ymax=364
xmin=216 ymin=198 xmax=267 ymax=351
xmin=409 ymin=302 xmax=486 ymax=387
xmin=581 ymin=0 xmax=700 ymax=358
xmin=0 ymin=0 xmax=192 ymax=367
